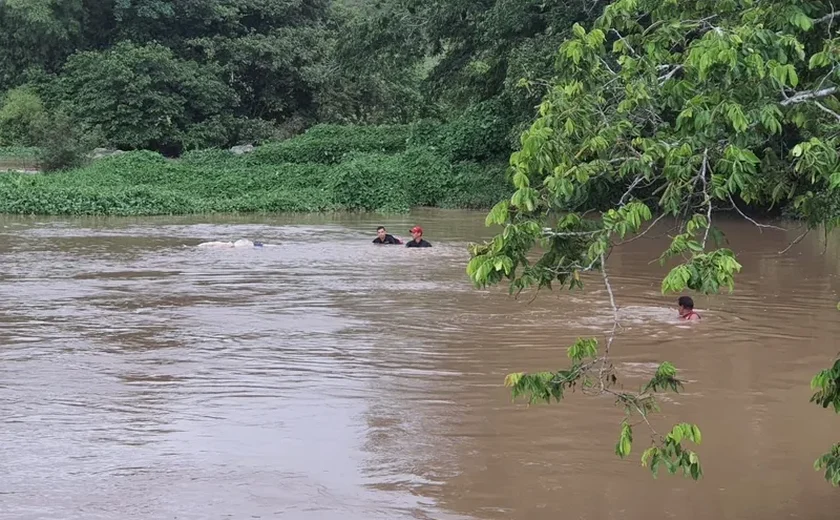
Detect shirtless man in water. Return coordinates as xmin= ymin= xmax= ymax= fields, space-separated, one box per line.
xmin=678 ymin=296 xmax=701 ymax=321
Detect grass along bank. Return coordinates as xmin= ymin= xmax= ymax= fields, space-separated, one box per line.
xmin=0 ymin=126 xmax=512 ymax=216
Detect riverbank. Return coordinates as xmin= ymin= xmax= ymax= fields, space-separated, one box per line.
xmin=0 ymin=126 xmax=512 ymax=216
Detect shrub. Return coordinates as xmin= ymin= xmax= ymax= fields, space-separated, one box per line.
xmin=58 ymin=42 xmax=236 ymax=154
xmin=251 ymin=124 xmax=410 ymax=165
xmin=30 ymin=111 xmax=90 ymax=172
xmin=442 ymin=162 xmax=512 ymax=209
xmin=327 ymin=153 xmax=409 ymax=212
xmin=0 ymin=136 xmax=511 ymax=215
xmin=397 ymin=147 xmax=452 ymax=207
xmin=407 ymin=98 xmax=514 ymax=162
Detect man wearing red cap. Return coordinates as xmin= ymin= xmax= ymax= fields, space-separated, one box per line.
xmin=406 ymin=226 xmax=432 ymax=248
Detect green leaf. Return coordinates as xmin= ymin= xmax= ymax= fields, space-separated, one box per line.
xmin=809 ymin=52 xmax=830 ymax=69
xmin=567 ymin=337 xmax=599 ymax=361
xmin=485 ymin=200 xmax=510 ymax=226
xmin=512 ymin=171 xmax=530 ymax=189
xmin=504 ymin=372 xmax=524 ymax=388
xmin=615 ymin=421 xmax=633 ymax=459
xmin=788 ymin=66 xmax=799 ymax=87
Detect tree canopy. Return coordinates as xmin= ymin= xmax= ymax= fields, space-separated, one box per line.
xmin=0 ymin=0 xmax=614 ymax=156
xmin=0 ymin=0 xmax=338 ymax=153
xmin=467 ymin=0 xmax=840 ymax=483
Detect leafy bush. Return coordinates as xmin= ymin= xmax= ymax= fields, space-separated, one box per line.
xmin=0 ymin=87 xmax=45 ymax=146
xmin=58 ymin=42 xmax=237 ymax=154
xmin=251 ymin=124 xmax=411 ymax=165
xmin=327 ymin=147 xmax=482 ymax=212
xmin=407 ymin=97 xmax=515 ymax=162
xmin=442 ymin=162 xmax=512 ymax=209
xmin=30 ymin=111 xmax=91 ymax=172
xmin=0 ymin=144 xmax=507 ymax=215
xmin=327 ymin=153 xmax=410 ymax=212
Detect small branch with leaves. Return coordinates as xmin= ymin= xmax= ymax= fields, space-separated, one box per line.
xmin=503 ymin=320 xmax=704 ymax=480
xmin=810 ymin=354 xmax=840 ymax=485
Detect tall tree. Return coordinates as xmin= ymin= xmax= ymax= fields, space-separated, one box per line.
xmin=0 ymin=0 xmax=85 ymax=91
xmin=59 ymin=42 xmax=237 ymax=153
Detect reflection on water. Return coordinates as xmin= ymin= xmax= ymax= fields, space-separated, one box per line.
xmin=1 ymin=210 xmax=840 ymax=520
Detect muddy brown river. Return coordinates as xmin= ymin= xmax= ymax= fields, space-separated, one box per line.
xmin=1 ymin=209 xmax=839 ymax=519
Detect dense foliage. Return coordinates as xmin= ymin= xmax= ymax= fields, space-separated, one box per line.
xmin=811 ymin=355 xmax=840 ymax=486
xmin=0 ymin=125 xmax=510 ymax=215
xmin=0 ymin=0 xmax=617 ymax=162
xmin=468 ymin=0 xmax=840 ymax=484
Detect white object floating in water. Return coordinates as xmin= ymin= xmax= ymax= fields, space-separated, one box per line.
xmin=197 ymin=239 xmax=267 ymax=248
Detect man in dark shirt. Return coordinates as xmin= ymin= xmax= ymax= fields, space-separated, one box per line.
xmin=406 ymin=226 xmax=432 ymax=248
xmin=373 ymin=226 xmax=402 ymax=245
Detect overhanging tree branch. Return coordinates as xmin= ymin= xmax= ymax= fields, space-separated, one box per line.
xmin=814 ymin=100 xmax=840 ymax=122
xmin=814 ymin=11 xmax=840 ymax=25
xmin=699 ymin=149 xmax=712 ymax=249
xmin=598 ymin=254 xmax=619 ymax=387
xmin=779 ymin=87 xmax=839 ymax=106
xmin=728 ymin=193 xmax=787 ymax=233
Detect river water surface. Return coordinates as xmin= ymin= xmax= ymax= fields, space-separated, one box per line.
xmin=2 ymin=209 xmax=840 ymax=520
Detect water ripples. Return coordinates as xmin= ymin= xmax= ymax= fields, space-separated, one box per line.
xmin=2 ymin=213 xmax=840 ymax=520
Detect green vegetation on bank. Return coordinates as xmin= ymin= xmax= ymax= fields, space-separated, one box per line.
xmin=0 ymin=124 xmax=510 ymax=215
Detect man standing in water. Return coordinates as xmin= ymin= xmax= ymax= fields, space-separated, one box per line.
xmin=373 ymin=226 xmax=402 ymax=245
xmin=406 ymin=226 xmax=432 ymax=248
xmin=678 ymin=296 xmax=701 ymax=321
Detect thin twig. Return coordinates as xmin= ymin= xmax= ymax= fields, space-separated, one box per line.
xmin=542 ymin=229 xmax=601 ymax=237
xmin=814 ymin=100 xmax=840 ymax=122
xmin=814 ymin=65 xmax=838 ymax=94
xmin=699 ymin=149 xmax=712 ymax=248
xmin=814 ymin=11 xmax=840 ymax=24
xmin=598 ymin=254 xmax=620 ymax=388
xmin=619 ymin=175 xmax=644 ymax=206
xmin=545 ymin=255 xmax=602 ymax=276
xmin=612 ymin=29 xmax=638 ymax=57
xmin=778 ymin=229 xmax=810 ymax=254
xmin=604 ymin=388 xmax=660 ymax=437
xmin=616 ymin=212 xmax=669 ymax=245
xmin=658 ymin=65 xmax=682 ymax=86
xmin=728 ymin=194 xmax=787 ymax=233
xmin=599 ymin=57 xmax=617 ymax=75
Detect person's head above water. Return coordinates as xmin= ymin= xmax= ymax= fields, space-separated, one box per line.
xmin=406 ymin=226 xmax=431 ymax=247
xmin=373 ymin=226 xmax=402 ymax=244
xmin=677 ymin=296 xmax=700 ymax=320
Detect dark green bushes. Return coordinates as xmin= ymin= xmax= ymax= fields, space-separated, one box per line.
xmin=407 ymin=98 xmax=515 ymax=163
xmin=251 ymin=124 xmax=412 ymax=165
